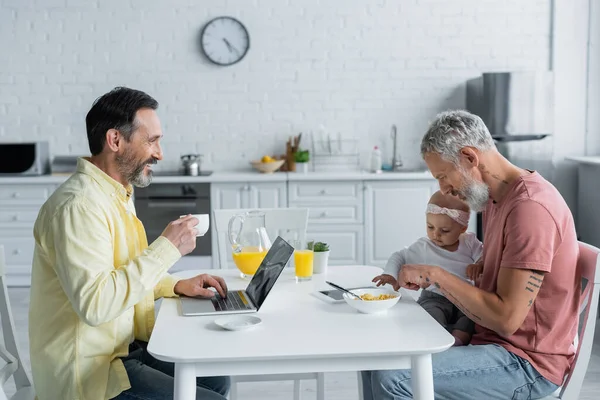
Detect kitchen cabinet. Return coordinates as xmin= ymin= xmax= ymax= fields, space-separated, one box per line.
xmin=364 ymin=181 xmax=478 ymax=268
xmin=288 ymin=181 xmax=364 ymax=265
xmin=1 ymin=174 xmax=454 ymax=285
xmin=0 ymin=183 xmax=59 ymax=286
xmin=364 ymin=181 xmax=438 ymax=268
xmin=307 ymin=224 xmax=364 ymax=266
xmin=210 ymin=182 xmax=287 ymax=269
xmin=248 ymin=182 xmax=287 ymax=209
xmin=210 ymin=183 xmax=245 ymax=210
xmin=211 ymin=182 xmax=287 ymax=210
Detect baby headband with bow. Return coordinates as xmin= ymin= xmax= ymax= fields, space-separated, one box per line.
xmin=426 ymin=203 xmax=470 ymax=226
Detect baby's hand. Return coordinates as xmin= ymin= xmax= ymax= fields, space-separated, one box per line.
xmin=466 ymin=263 xmax=483 ymax=282
xmin=372 ymin=274 xmax=400 ymax=291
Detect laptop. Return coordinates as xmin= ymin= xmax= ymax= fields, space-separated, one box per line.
xmin=179 ymin=236 xmax=294 ymax=316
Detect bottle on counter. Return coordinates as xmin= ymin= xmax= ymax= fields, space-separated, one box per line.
xmin=370 ymin=146 xmax=382 ymax=173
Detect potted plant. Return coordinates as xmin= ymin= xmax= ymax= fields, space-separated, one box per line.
xmin=308 ymin=241 xmax=330 ymax=274
xmin=294 ymin=149 xmax=310 ymax=173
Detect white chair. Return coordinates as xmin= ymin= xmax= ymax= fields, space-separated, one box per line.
xmin=212 ymin=208 xmax=325 ymax=400
xmin=542 ymin=241 xmax=600 ymax=399
xmin=357 ymin=240 xmax=600 ymax=400
xmin=0 ymin=246 xmax=35 ymax=400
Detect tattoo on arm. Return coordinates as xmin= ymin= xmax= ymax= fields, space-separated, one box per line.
xmin=525 ymin=270 xmax=545 ymax=303
xmin=526 ymin=274 xmax=542 ymax=292
xmin=529 ymin=275 xmax=543 ymax=283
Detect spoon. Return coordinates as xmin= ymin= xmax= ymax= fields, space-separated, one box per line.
xmin=325 ymin=281 xmax=363 ymax=301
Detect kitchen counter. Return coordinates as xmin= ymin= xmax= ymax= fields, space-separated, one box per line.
xmin=287 ymin=170 xmax=433 ymax=181
xmin=566 ymin=156 xmax=600 ymax=165
xmin=0 ymin=170 xmax=434 ymax=184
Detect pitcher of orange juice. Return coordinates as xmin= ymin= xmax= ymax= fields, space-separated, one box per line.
xmin=228 ymin=210 xmax=272 ymax=278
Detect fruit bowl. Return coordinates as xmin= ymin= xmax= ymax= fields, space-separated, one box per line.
xmin=250 ymin=159 xmax=285 ymax=174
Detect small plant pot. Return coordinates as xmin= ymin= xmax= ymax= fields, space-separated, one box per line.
xmin=313 ymin=251 xmax=330 ymax=274
xmin=295 ymin=162 xmax=309 ymax=173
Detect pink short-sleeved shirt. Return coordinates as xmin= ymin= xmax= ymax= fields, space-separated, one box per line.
xmin=470 ymin=171 xmax=580 ymax=386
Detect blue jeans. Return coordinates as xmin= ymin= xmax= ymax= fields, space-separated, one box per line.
xmin=113 ymin=342 xmax=230 ymax=400
xmin=361 ymin=344 xmax=559 ymax=400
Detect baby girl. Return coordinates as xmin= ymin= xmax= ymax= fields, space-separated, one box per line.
xmin=373 ymin=191 xmax=483 ymax=345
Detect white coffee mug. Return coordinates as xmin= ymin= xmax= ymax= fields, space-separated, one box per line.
xmin=180 ymin=214 xmax=210 ymax=237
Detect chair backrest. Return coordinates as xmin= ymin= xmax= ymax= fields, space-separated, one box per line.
xmin=212 ymin=208 xmax=309 ymax=269
xmin=559 ymin=241 xmax=600 ymax=399
xmin=0 ymin=246 xmax=33 ymax=395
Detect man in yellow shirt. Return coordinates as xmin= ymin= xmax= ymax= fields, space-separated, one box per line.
xmin=29 ymin=87 xmax=230 ymax=399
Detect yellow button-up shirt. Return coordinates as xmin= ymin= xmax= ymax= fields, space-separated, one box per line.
xmin=29 ymin=158 xmax=182 ymax=400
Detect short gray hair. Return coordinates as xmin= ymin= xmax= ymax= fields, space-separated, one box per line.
xmin=420 ymin=110 xmax=495 ymax=164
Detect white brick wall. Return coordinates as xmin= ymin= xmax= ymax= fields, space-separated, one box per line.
xmin=0 ymin=0 xmax=551 ymax=172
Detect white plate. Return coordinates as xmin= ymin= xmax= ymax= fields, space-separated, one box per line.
xmin=214 ymin=315 xmax=262 ymax=331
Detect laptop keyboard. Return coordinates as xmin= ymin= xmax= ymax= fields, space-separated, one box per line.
xmin=212 ymin=291 xmax=253 ymax=311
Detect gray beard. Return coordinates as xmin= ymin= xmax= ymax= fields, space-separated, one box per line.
xmin=460 ymin=170 xmax=490 ymax=212
xmin=115 ymin=151 xmax=154 ymax=188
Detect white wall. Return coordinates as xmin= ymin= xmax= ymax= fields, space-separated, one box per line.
xmin=551 ymin=0 xmax=590 ymax=217
xmin=0 ymin=0 xmax=551 ymax=173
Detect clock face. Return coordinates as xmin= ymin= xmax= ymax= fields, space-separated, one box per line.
xmin=201 ymin=16 xmax=250 ymax=66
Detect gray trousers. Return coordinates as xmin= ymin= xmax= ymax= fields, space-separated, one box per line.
xmin=417 ymin=290 xmax=474 ymax=333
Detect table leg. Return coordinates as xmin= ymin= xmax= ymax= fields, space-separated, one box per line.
xmin=411 ymin=354 xmax=434 ymax=400
xmin=174 ymin=363 xmax=196 ymax=400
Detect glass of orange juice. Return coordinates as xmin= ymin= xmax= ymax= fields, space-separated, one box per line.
xmin=292 ymin=240 xmax=314 ymax=282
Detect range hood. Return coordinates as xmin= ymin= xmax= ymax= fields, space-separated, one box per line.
xmin=466 ymin=72 xmax=554 ymax=142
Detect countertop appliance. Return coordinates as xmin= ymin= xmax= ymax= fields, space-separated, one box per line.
xmin=466 ymin=71 xmax=554 ymax=241
xmin=0 ymin=141 xmax=50 ymax=175
xmin=51 ymin=155 xmax=82 ymax=175
xmin=180 ymin=154 xmax=202 ymax=176
xmin=134 ymin=183 xmax=212 ymax=256
xmin=466 ymin=71 xmax=553 ymax=144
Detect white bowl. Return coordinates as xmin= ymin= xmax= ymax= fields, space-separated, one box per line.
xmin=343 ymin=288 xmax=401 ymax=314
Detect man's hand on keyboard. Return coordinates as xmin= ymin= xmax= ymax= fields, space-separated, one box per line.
xmin=174 ymin=274 xmax=228 ymax=299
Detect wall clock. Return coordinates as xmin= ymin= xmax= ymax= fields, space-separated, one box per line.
xmin=200 ymin=16 xmax=250 ymax=66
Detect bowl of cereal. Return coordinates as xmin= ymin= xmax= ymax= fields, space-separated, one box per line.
xmin=343 ymin=288 xmax=401 ymax=314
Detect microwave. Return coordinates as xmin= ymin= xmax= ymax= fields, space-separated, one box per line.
xmin=0 ymin=141 xmax=51 ymax=175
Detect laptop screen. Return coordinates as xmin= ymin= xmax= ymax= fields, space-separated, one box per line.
xmin=245 ymin=236 xmax=294 ymax=310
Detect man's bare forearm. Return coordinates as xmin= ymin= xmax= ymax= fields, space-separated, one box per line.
xmin=425 ymin=267 xmax=506 ymax=332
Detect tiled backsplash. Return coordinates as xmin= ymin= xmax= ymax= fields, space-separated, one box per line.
xmin=0 ymin=0 xmax=551 ymax=172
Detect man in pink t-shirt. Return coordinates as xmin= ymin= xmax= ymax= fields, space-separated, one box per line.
xmin=361 ymin=110 xmax=579 ymax=400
